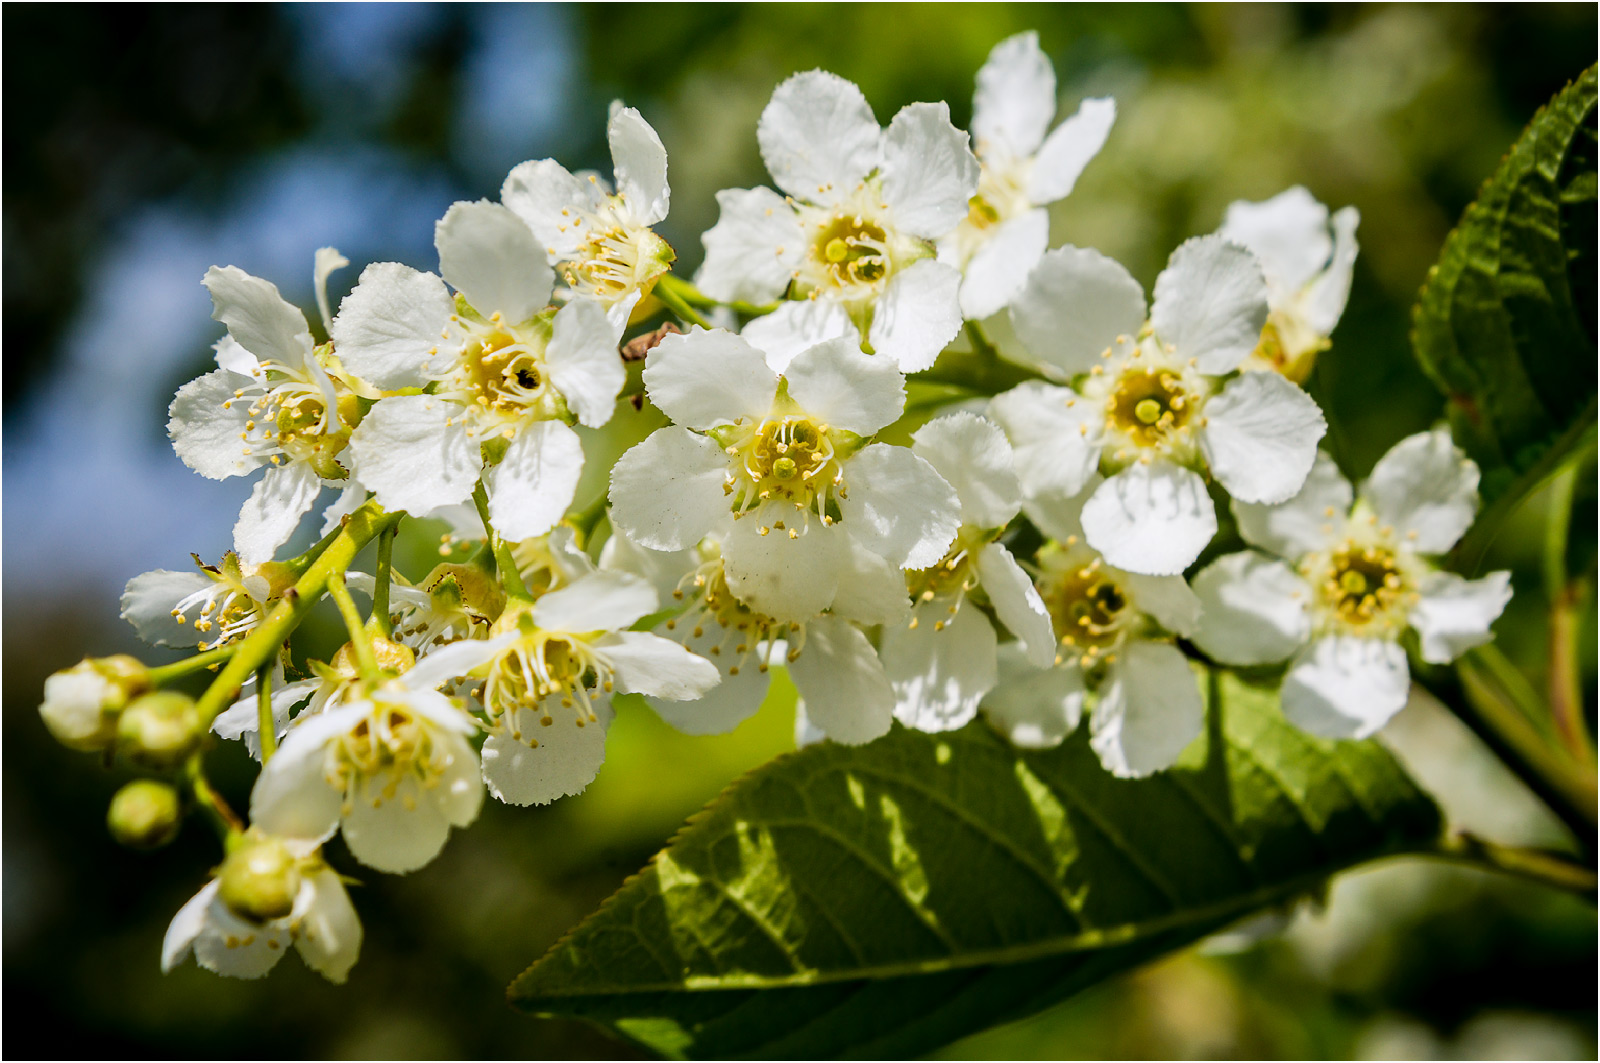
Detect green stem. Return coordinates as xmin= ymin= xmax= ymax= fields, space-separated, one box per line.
xmin=655 ymin=273 xmax=716 ymax=308
xmin=1431 ymin=832 xmax=1596 ymax=899
xmin=1543 ymin=462 xmax=1577 ymax=605
xmin=256 ymin=664 xmax=277 ymax=763
xmin=326 ymin=572 xmax=380 ymax=680
xmin=146 ymin=644 xmax=238 ymax=685
xmin=567 ymin=491 xmax=609 ymax=545
xmin=912 ymin=328 xmax=1047 ymax=395
xmin=472 ymin=481 xmax=532 ymax=600
xmin=370 ymin=521 xmax=397 ymax=639
xmin=191 ymin=502 xmax=401 ymax=727
xmin=1542 ymin=460 xmax=1593 ymax=765
xmin=654 ymin=276 xmax=712 ymax=329
xmin=185 ymin=756 xmax=243 ymax=839
xmin=1473 ymin=642 xmax=1553 ymax=729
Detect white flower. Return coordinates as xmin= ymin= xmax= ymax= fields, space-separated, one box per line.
xmin=168 ymin=249 xmax=374 ymax=564
xmin=879 ymin=413 xmax=1056 ymax=733
xmin=1190 ymin=432 xmax=1511 ymax=740
xmin=1217 ymin=186 xmax=1359 ymax=382
xmin=980 ymin=486 xmax=1205 ymax=777
xmin=121 ymin=552 xmax=287 ymax=651
xmin=338 ymin=200 xmax=623 ymax=539
xmin=940 ymin=32 xmax=1115 ymax=319
xmin=249 ymin=638 xmax=509 ymax=873
xmin=476 ymin=570 xmax=721 ymax=805
xmin=162 ymin=837 xmax=360 ymax=983
xmin=39 ymin=657 xmax=146 ymax=752
xmin=695 ymin=70 xmax=979 ymax=372
xmin=502 ymin=103 xmax=675 ymax=328
xmin=994 ymin=235 xmax=1327 ymax=575
xmin=608 ymin=327 xmax=959 ymax=623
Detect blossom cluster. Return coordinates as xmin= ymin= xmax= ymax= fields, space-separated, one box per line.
xmin=38 ymin=33 xmax=1510 ymax=984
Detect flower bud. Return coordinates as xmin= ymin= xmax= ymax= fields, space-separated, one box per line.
xmin=218 ymin=835 xmax=301 ymax=923
xmin=116 ymin=691 xmax=202 ymax=768
xmin=107 ymin=780 xmax=182 ymax=849
xmin=329 ymin=636 xmax=415 ymax=677
xmin=424 ymin=562 xmax=506 ymax=624
xmin=39 ymin=656 xmax=149 ymax=752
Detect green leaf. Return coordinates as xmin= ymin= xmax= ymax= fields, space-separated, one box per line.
xmin=1412 ymin=65 xmax=1597 ymax=540
xmin=510 ymin=669 xmax=1442 ymax=1058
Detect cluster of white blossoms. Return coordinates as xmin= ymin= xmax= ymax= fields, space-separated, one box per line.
xmin=38 ymin=32 xmax=1511 ymax=985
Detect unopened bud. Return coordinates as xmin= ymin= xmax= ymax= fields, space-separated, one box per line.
xmin=329 ymin=636 xmax=415 ymax=677
xmin=218 ymin=835 xmax=301 ymax=922
xmin=116 ymin=692 xmax=202 ymax=768
xmin=423 ymin=562 xmax=505 ymax=623
xmin=39 ymin=656 xmax=150 ymax=752
xmin=107 ymin=780 xmax=182 ymax=849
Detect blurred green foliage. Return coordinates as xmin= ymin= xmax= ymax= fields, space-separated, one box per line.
xmin=3 ymin=4 xmax=1594 ymax=1058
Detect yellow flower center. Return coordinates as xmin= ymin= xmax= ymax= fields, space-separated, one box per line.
xmin=715 ymin=414 xmax=848 ymax=529
xmin=1037 ymin=546 xmax=1134 ymax=666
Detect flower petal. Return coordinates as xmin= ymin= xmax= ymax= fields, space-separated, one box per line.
xmin=501 ymin=157 xmax=607 ymax=260
xmin=534 ymin=569 xmax=658 ymax=633
xmin=1217 ymin=186 xmax=1332 ymax=296
xmin=435 ymin=199 xmax=553 ymax=323
xmin=1010 ymin=245 xmax=1145 ymax=377
xmin=347 ymin=395 xmax=479 ymax=516
xmin=609 ymin=104 xmax=670 ymax=225
xmin=169 ymin=367 xmax=262 ymax=481
xmin=293 ymin=869 xmax=362 ymax=984
xmin=643 ymin=327 xmax=776 ymax=430
xmin=972 ymin=31 xmax=1055 ymax=161
xmin=1091 ymin=640 xmax=1204 ymax=777
xmin=981 ymin=645 xmax=1084 ymax=748
xmin=1232 ymin=450 xmax=1350 ymax=559
xmin=481 ymin=702 xmax=612 ymax=806
xmin=1149 ymin=235 xmax=1269 ymax=375
xmin=162 ymin=881 xmax=216 ymax=973
xmin=602 ymin=630 xmax=722 ymax=700
xmin=884 ymin=597 xmax=997 ymax=733
xmin=193 ymin=893 xmax=289 ymax=979
xmin=234 ymin=461 xmax=322 ymax=566
xmin=342 ymin=774 xmax=452 ymax=873
xmin=203 ymin=265 xmax=313 ymax=368
xmin=645 ymin=625 xmax=770 ymax=735
xmin=482 ymin=421 xmax=584 ymax=541
xmin=911 ymin=411 xmax=1021 ymax=528
xmin=250 ymin=705 xmax=368 ymax=844
xmin=1304 ymin=206 xmax=1360 ymax=335
xmin=867 ymin=259 xmax=963 ymax=373
xmin=1027 ymin=96 xmax=1116 ymax=204
xmin=1200 ymin=371 xmax=1326 ymax=504
xmin=1409 ymin=569 xmax=1513 ymax=665
xmin=783 ymin=336 xmax=906 ymax=436
xmin=121 ymin=569 xmax=216 ymax=647
xmin=540 ymin=297 xmax=625 ymax=428
xmin=830 ymin=535 xmax=912 ymax=626
xmin=330 ymin=262 xmax=454 ymax=389
xmin=608 ymin=427 xmax=731 ymax=551
xmin=1281 ymin=635 xmax=1409 ymax=739
xmin=1189 ymin=551 xmax=1311 ymax=665
xmin=787 ymin=616 xmax=894 ymax=745
xmin=1360 ymin=428 xmax=1480 ymax=554
xmin=1123 ymin=571 xmax=1203 ymax=638
xmin=722 ymin=516 xmax=847 ymax=623
xmin=841 ymin=444 xmax=960 ymax=570
xmin=740 ymin=299 xmax=855 ymax=374
xmin=987 ymin=382 xmax=1101 ymax=501
xmin=695 ymin=186 xmax=806 ymax=304
xmin=1080 ymin=462 xmax=1216 ymax=576
xmin=320 ymin=482 xmax=368 ymax=536
xmin=976 ymin=542 xmax=1056 ymax=668
xmin=757 ymin=70 xmax=881 ymax=204
xmin=959 ymin=208 xmax=1050 ymax=320
xmin=881 ymin=101 xmax=980 ymax=239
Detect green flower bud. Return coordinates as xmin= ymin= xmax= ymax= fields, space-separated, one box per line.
xmin=39 ymin=656 xmax=150 ymax=752
xmin=107 ymin=780 xmax=182 ymax=849
xmin=116 ymin=691 xmax=202 ymax=768
xmin=218 ymin=835 xmax=301 ymax=923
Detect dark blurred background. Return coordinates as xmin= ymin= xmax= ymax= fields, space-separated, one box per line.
xmin=4 ymin=4 xmax=1595 ymax=1058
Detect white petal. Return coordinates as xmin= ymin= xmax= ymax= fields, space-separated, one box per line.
xmin=972 ymin=31 xmax=1055 ymax=161
xmin=121 ymin=569 xmax=215 ymax=647
xmin=1304 ymin=206 xmax=1360 ymax=335
xmin=757 ymin=70 xmax=881 ymax=204
xmin=319 ymin=482 xmax=367 ymax=536
xmin=885 ymin=597 xmax=997 ymax=733
xmin=168 ymin=369 xmax=257 ymax=479
xmin=161 ymin=880 xmax=216 ymax=973
xmin=1218 ymin=186 xmax=1332 ymax=296
xmin=1010 ymin=245 xmax=1146 ymax=376
xmin=783 ymin=336 xmax=906 ymax=436
xmin=608 ymin=427 xmax=730 ymax=551
xmin=867 ymin=259 xmax=963 ymax=373
xmin=250 ymin=706 xmax=367 ymax=843
xmin=343 ymin=774 xmax=452 ymax=873
xmin=544 ymin=298 xmax=625 ymax=428
xmin=1360 ymin=429 xmax=1480 ymax=554
xmin=1409 ymin=570 xmax=1513 ymax=665
xmin=213 ymin=334 xmax=261 ymax=378
xmin=330 ymin=262 xmax=454 ymax=389
xmin=481 ymin=703 xmax=612 ymax=806
xmin=841 ymin=444 xmax=960 ymax=570
xmin=484 ymin=421 xmax=584 ymax=541
xmin=787 ymin=616 xmax=894 ymax=745
xmin=1080 ymin=462 xmax=1216 ymax=576
xmin=1123 ymin=571 xmax=1203 ymax=637
xmin=405 ymin=634 xmax=518 ymax=692
xmin=1233 ymin=450 xmax=1351 ymax=559
xmin=601 ymin=631 xmax=722 ymax=699
xmin=435 ymin=199 xmax=553 ymax=323
xmin=293 ymin=869 xmax=362 ymax=984
xmin=911 ymin=412 xmax=1020 ymax=528
xmin=645 ymin=625 xmax=769 ymax=735
xmin=234 ymin=462 xmax=322 ymax=565
xmin=1027 ymin=96 xmax=1116 ymax=204
xmin=534 ymin=569 xmax=657 ymax=632
xmin=981 ymin=645 xmax=1084 ymax=748
xmin=1282 ymin=635 xmax=1410 ymax=739
xmin=193 ymin=895 xmax=289 ymax=979
xmin=203 ymin=265 xmax=313 ymax=368
xmin=722 ymin=516 xmax=847 ymax=623
xmin=348 ymin=395 xmax=479 ymax=516
xmin=959 ymin=208 xmax=1049 ymax=320
xmin=740 ymin=299 xmax=855 ymax=374
xmin=1189 ymin=551 xmax=1311 ymax=665
xmin=881 ymin=101 xmax=980 ymax=239
xmin=501 ymin=158 xmax=607 ymax=260
xmin=1200 ymin=371 xmax=1326 ymax=504
xmin=987 ymin=382 xmax=1101 ymax=500
xmin=609 ymin=104 xmax=669 ymax=225
xmin=643 ymin=327 xmax=776 ymax=430
xmin=976 ymin=542 xmax=1056 ymax=668
xmin=598 ymin=526 xmax=697 ymax=603
xmin=695 ymin=186 xmax=806 ymax=304
xmin=1149 ymin=235 xmax=1269 ymax=375
xmin=830 ymin=534 xmax=912 ymax=626
xmin=1091 ymin=640 xmax=1204 ymax=777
